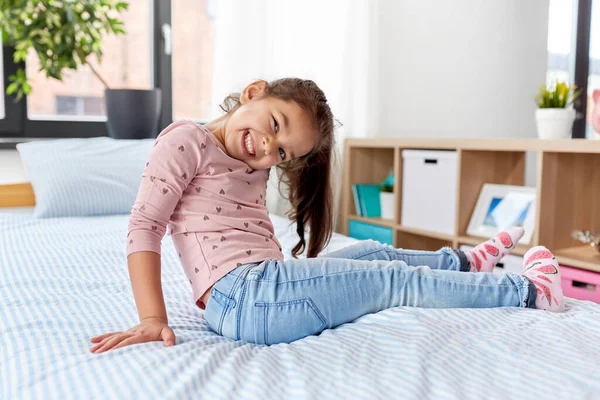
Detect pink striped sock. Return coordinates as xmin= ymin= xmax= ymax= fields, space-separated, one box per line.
xmin=465 ymin=227 xmax=525 ymax=272
xmin=522 ymin=246 xmax=564 ymax=312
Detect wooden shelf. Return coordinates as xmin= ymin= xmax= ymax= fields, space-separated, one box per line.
xmin=397 ymin=225 xmax=454 ymax=242
xmin=341 ymin=138 xmax=600 ymax=274
xmin=348 ymin=215 xmax=396 ymax=229
xmin=554 ymin=246 xmax=600 ymax=273
xmin=348 ymin=216 xmax=454 ymax=242
xmin=456 ymin=236 xmax=482 ymax=246
xmin=344 ymin=138 xmax=600 ymax=154
xmin=457 ymin=236 xmax=528 ymax=256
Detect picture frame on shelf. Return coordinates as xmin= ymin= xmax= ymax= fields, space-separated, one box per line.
xmin=467 ymin=184 xmax=536 ymax=245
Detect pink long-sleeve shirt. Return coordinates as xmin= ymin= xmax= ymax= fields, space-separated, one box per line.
xmin=126 ymin=120 xmax=284 ymax=308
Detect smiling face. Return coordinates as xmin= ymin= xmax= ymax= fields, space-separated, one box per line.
xmin=219 ymin=82 xmax=319 ymax=170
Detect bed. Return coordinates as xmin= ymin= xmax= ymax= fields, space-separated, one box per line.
xmin=2 ymin=208 xmax=600 ymax=400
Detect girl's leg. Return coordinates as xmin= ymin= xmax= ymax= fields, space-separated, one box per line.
xmin=204 ymin=254 xmax=537 ymax=345
xmin=323 ymin=226 xmax=525 ymax=273
xmin=322 ymin=240 xmax=468 ymax=272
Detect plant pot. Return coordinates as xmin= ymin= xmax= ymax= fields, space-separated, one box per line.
xmin=105 ymin=89 xmax=162 ymax=139
xmin=535 ymin=108 xmax=575 ymax=140
xmin=380 ymin=192 xmax=394 ymax=220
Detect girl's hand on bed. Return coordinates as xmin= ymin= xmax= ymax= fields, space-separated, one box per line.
xmin=89 ymin=318 xmax=176 ymax=353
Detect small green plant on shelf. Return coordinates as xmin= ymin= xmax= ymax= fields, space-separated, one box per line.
xmin=379 ymin=169 xmax=394 ymax=193
xmin=535 ymin=81 xmax=581 ymax=108
xmin=380 ymin=183 xmax=393 ymax=193
xmin=378 ymin=170 xmax=395 ymax=220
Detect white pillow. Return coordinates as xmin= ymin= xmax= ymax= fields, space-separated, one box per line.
xmin=17 ymin=137 xmax=154 ymax=218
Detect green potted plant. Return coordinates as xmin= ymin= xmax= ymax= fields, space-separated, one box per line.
xmin=1 ymin=1 xmax=161 ymax=139
xmin=534 ymin=80 xmax=581 ymax=139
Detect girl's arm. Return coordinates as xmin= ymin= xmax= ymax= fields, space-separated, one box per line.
xmin=90 ymin=122 xmax=206 ymax=353
xmin=128 ymin=251 xmax=168 ymax=324
xmin=89 ymin=251 xmax=175 ymax=353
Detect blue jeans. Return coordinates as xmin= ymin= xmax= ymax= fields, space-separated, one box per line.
xmin=203 ymin=240 xmax=536 ymax=345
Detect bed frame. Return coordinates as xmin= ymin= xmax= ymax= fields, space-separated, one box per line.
xmin=0 ymin=182 xmax=36 ymax=208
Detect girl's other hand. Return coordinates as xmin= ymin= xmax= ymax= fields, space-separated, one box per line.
xmin=89 ymin=317 xmax=176 ymax=353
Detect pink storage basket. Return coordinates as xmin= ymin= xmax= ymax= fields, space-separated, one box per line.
xmin=560 ymin=265 xmax=600 ymax=303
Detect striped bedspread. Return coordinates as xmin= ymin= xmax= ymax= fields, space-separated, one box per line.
xmin=1 ymin=211 xmax=600 ymax=399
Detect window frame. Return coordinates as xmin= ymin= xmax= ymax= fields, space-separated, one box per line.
xmin=572 ymin=0 xmax=593 ymax=138
xmin=0 ymin=45 xmax=24 ymax=136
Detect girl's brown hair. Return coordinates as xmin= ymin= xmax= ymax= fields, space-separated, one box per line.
xmin=220 ymin=78 xmax=335 ymax=258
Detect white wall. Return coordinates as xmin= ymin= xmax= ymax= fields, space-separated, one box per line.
xmin=375 ymin=0 xmax=549 ymax=140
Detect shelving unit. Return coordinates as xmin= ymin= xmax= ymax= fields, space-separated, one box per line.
xmin=342 ymin=138 xmax=600 ymax=273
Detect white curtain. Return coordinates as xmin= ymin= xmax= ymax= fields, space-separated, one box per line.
xmin=210 ymin=0 xmax=379 ymax=221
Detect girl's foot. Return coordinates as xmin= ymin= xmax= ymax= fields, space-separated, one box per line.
xmin=465 ymin=227 xmax=525 ymax=272
xmin=522 ymin=246 xmax=564 ymax=312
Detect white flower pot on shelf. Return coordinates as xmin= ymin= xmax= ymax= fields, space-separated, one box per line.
xmin=380 ymin=192 xmax=394 ymax=220
xmin=535 ymin=108 xmax=576 ymax=139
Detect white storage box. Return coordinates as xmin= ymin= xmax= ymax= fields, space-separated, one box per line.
xmin=460 ymin=245 xmax=523 ymax=275
xmin=401 ymin=150 xmax=458 ymax=235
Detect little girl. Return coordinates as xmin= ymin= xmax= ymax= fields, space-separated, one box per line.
xmin=91 ymin=78 xmax=564 ymax=352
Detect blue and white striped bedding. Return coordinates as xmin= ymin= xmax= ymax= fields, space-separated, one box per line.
xmin=2 ymin=211 xmax=600 ymax=399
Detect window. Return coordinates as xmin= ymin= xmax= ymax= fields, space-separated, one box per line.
xmin=586 ymin=0 xmax=599 ymax=138
xmin=56 ymin=96 xmax=104 ymax=117
xmin=25 ymin=0 xmax=152 ymax=120
xmin=1 ymin=0 xmax=218 ymax=140
xmin=171 ymin=0 xmax=216 ymax=121
xmin=546 ymin=0 xmax=577 ymax=84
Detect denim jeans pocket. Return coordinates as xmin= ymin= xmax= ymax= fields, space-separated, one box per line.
xmin=253 ymin=298 xmax=327 ymax=345
xmin=205 ymin=287 xmax=236 ymax=335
